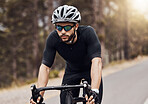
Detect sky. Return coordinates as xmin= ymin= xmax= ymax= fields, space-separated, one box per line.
xmin=130 ymin=0 xmax=148 ymax=19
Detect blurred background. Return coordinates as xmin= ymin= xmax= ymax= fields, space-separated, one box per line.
xmin=0 ymin=0 xmax=148 ymax=88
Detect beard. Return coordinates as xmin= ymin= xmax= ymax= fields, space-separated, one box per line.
xmin=60 ymin=33 xmax=74 ymax=43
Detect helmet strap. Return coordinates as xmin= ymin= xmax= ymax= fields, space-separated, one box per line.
xmin=71 ymin=29 xmax=76 ymax=44
xmin=65 ymin=25 xmax=77 ymax=44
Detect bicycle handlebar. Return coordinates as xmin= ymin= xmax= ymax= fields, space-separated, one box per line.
xmin=37 ymin=84 xmax=85 ymax=92
xmin=31 ymin=80 xmax=91 ymax=104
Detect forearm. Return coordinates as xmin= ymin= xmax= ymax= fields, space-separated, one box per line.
xmin=91 ymin=57 xmax=102 ymax=89
xmin=37 ymin=64 xmax=50 ymax=96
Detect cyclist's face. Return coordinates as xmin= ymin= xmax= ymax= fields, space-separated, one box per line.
xmin=55 ymin=22 xmax=78 ymax=42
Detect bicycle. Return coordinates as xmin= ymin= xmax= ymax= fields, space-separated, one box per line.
xmin=31 ymin=80 xmax=91 ymax=104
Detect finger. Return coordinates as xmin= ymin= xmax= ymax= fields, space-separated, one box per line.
xmin=30 ymin=99 xmax=36 ymax=104
xmin=85 ymin=94 xmax=88 ymax=101
xmin=90 ymin=99 xmax=95 ymax=104
xmin=37 ymin=96 xmax=41 ymax=103
xmin=86 ymin=102 xmax=89 ymax=104
xmin=88 ymin=95 xmax=93 ymax=102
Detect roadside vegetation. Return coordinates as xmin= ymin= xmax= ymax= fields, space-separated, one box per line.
xmin=0 ymin=0 xmax=148 ymax=88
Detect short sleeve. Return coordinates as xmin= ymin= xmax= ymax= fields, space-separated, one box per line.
xmin=85 ymin=26 xmax=101 ymax=60
xmin=42 ymin=33 xmax=56 ymax=68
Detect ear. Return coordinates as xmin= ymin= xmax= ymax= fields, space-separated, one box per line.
xmin=75 ymin=23 xmax=79 ymax=30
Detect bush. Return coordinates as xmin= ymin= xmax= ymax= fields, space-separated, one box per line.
xmin=0 ymin=69 xmax=13 ymax=88
xmin=25 ymin=78 xmax=37 ymax=85
xmin=49 ymin=69 xmax=59 ymax=78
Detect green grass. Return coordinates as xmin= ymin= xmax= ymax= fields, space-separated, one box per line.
xmin=104 ymin=59 xmax=126 ymax=68
xmin=49 ymin=69 xmax=59 ymax=78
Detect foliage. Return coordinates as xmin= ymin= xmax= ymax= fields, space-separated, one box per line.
xmin=104 ymin=0 xmax=148 ymax=60
xmin=0 ymin=0 xmax=148 ymax=88
xmin=49 ymin=69 xmax=59 ymax=78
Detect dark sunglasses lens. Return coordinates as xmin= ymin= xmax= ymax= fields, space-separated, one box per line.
xmin=56 ymin=26 xmax=62 ymax=31
xmin=64 ymin=26 xmax=72 ymax=31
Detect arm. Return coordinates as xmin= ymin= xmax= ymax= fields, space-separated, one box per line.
xmin=37 ymin=64 xmax=50 ymax=96
xmin=30 ymin=64 xmax=50 ymax=104
xmin=31 ymin=32 xmax=56 ymax=104
xmin=84 ymin=26 xmax=102 ymax=104
xmin=86 ymin=57 xmax=102 ymax=104
xmin=91 ymin=57 xmax=102 ymax=89
xmin=84 ymin=26 xmax=102 ymax=89
xmin=38 ymin=32 xmax=56 ymax=96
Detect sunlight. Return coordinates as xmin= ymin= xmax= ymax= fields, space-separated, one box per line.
xmin=131 ymin=0 xmax=148 ymax=14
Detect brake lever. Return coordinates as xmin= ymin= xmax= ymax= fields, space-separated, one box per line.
xmin=31 ymin=84 xmax=40 ymax=103
xmin=82 ymin=80 xmax=91 ymax=98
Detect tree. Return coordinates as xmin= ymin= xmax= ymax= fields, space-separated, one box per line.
xmin=0 ymin=0 xmax=148 ymax=88
xmin=32 ymin=0 xmax=39 ymax=77
xmin=3 ymin=0 xmax=32 ymax=80
xmin=91 ymin=0 xmax=108 ymax=65
xmin=122 ymin=0 xmax=130 ymax=59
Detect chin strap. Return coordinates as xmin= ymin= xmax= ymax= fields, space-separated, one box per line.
xmin=66 ymin=29 xmax=76 ymax=44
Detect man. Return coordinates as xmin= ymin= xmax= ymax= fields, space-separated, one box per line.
xmin=30 ymin=5 xmax=103 ymax=104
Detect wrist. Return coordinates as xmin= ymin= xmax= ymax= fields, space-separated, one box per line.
xmin=91 ymin=89 xmax=99 ymax=94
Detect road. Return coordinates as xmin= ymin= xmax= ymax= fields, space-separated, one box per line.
xmin=0 ymin=57 xmax=147 ymax=104
xmin=102 ymin=58 xmax=148 ymax=104
xmin=44 ymin=58 xmax=148 ymax=104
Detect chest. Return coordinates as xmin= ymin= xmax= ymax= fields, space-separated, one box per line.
xmin=56 ymin=39 xmax=87 ymax=63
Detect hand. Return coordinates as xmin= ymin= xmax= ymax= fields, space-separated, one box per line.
xmin=85 ymin=94 xmax=95 ymax=104
xmin=30 ymin=95 xmax=43 ymax=104
xmin=85 ymin=90 xmax=100 ymax=104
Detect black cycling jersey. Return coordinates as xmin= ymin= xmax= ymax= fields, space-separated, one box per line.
xmin=42 ymin=25 xmax=103 ymax=104
xmin=42 ymin=25 xmax=101 ymax=74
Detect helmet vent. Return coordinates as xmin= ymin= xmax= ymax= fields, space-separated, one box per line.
xmin=66 ymin=9 xmax=71 ymax=13
xmin=54 ymin=14 xmax=58 ymax=19
xmin=61 ymin=7 xmax=64 ymax=17
xmin=71 ymin=9 xmax=76 ymax=13
xmin=67 ymin=13 xmax=74 ymax=18
xmin=57 ymin=10 xmax=59 ymax=13
xmin=74 ymin=15 xmax=79 ymax=20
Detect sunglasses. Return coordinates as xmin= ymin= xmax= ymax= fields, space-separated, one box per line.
xmin=55 ymin=25 xmax=75 ymax=32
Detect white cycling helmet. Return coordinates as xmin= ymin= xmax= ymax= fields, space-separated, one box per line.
xmin=51 ymin=5 xmax=81 ymax=24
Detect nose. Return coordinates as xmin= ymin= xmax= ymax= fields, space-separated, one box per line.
xmin=61 ymin=28 xmax=66 ymax=34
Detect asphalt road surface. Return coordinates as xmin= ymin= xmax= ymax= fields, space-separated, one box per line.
xmin=44 ymin=59 xmax=148 ymax=104
xmin=102 ymin=59 xmax=148 ymax=104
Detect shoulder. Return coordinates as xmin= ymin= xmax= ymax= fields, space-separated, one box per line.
xmin=77 ymin=25 xmax=97 ymax=40
xmin=46 ymin=30 xmax=59 ymax=46
xmin=77 ymin=25 xmax=96 ymax=37
xmin=47 ymin=30 xmax=58 ymax=40
xmin=77 ymin=25 xmax=95 ymax=33
xmin=47 ymin=30 xmax=59 ymax=42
